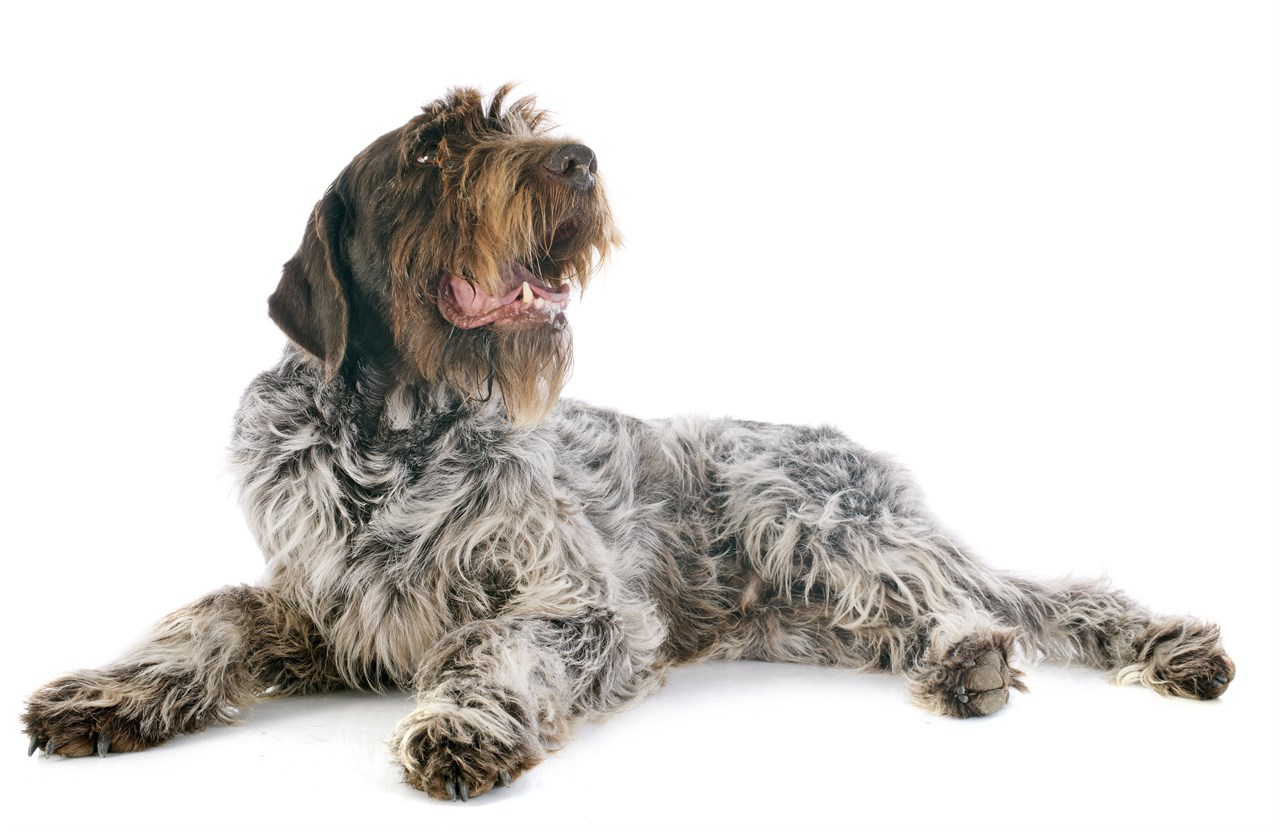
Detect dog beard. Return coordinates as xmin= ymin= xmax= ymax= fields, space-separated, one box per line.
xmin=420 ymin=317 xmax=573 ymax=427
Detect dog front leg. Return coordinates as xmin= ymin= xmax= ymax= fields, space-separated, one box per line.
xmin=23 ymin=584 xmax=338 ymax=757
xmin=392 ymin=605 xmax=662 ymax=800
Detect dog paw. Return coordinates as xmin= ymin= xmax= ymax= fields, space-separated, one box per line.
xmin=950 ymin=648 xmax=1018 ymax=716
xmin=392 ymin=699 xmax=542 ymax=801
xmin=911 ymin=631 xmax=1028 ymax=718
xmin=1118 ymin=620 xmax=1235 ymax=700
xmin=23 ymin=672 xmax=168 ymax=759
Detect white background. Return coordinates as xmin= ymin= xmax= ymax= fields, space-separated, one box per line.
xmin=2 ymin=2 xmax=1276 ymax=830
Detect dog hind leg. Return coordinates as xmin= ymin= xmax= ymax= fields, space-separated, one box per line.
xmin=902 ymin=614 xmax=1027 ymax=718
xmin=987 ymin=573 xmax=1235 ymax=700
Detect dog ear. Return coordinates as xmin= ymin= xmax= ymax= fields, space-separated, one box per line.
xmin=268 ymin=187 xmax=350 ymax=380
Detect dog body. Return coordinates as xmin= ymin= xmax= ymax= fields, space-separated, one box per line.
xmin=23 ymin=88 xmax=1234 ymax=801
xmin=234 ymin=355 xmax=939 ymax=682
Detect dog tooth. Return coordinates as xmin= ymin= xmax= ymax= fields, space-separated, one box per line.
xmin=522 ymin=281 xmax=533 ymax=304
xmin=533 ymin=297 xmax=545 ymax=310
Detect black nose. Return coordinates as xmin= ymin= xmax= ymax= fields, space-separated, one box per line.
xmin=544 ymin=144 xmax=598 ymax=192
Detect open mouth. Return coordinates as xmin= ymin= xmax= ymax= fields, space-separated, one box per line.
xmin=437 ymin=264 xmax=571 ymax=330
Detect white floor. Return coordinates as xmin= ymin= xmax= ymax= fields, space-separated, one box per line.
xmin=3 ymin=2 xmax=1276 ymax=830
xmin=6 ymin=657 xmax=1272 ymax=831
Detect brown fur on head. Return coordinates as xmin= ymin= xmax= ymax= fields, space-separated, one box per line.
xmin=267 ymin=85 xmax=620 ymax=425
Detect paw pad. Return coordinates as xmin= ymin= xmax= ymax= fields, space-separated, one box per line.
xmin=952 ymin=650 xmax=1012 ymax=715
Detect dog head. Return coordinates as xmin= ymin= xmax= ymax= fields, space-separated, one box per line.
xmin=267 ymin=86 xmax=619 ymax=425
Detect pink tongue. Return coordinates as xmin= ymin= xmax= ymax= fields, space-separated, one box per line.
xmin=440 ymin=264 xmax=565 ymax=329
xmin=442 ymin=273 xmax=504 ymax=318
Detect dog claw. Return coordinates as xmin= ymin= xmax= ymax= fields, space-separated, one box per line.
xmin=444 ymin=779 xmax=458 ymax=801
xmin=44 ymin=738 xmax=57 ymax=758
xmin=956 ymin=693 xmax=970 ymax=704
xmin=498 ymin=770 xmax=512 ymax=788
xmin=96 ymin=733 xmax=110 ymax=758
xmin=27 ymin=736 xmax=39 ymax=757
xmin=457 ymin=780 xmax=469 ymax=802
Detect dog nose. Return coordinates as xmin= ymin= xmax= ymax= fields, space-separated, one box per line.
xmin=544 ymin=144 xmax=598 ymax=191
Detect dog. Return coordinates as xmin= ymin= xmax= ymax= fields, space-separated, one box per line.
xmin=22 ymin=86 xmax=1235 ymax=801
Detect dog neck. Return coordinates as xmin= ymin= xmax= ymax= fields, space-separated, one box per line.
xmin=290 ymin=344 xmax=507 ymax=441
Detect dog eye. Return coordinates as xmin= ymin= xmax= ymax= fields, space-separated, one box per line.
xmin=416 ymin=150 xmax=438 ymax=165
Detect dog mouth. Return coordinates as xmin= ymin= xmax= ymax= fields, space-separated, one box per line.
xmin=437 ymin=264 xmax=571 ymax=330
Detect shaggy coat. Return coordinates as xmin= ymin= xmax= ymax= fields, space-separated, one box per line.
xmin=23 ymin=87 xmax=1234 ymax=801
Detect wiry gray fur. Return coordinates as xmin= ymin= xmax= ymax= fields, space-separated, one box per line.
xmin=22 ymin=88 xmax=1234 ymax=801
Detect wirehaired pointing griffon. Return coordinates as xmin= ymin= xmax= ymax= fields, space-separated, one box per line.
xmin=23 ymin=87 xmax=1234 ymax=801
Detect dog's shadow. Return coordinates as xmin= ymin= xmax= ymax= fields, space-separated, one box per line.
xmin=562 ymin=660 xmax=905 ymax=755
xmin=204 ymin=663 xmax=895 ymax=777
xmin=128 ymin=659 xmax=1147 ymax=802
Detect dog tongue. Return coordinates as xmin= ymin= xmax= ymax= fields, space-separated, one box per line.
xmin=442 ymin=273 xmax=506 ymax=325
xmin=440 ymin=264 xmax=558 ymax=329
